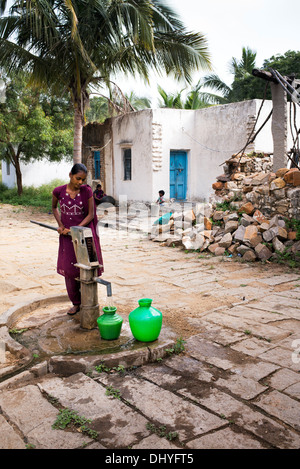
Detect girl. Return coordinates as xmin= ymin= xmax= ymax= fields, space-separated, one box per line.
xmin=52 ymin=163 xmax=104 ymax=315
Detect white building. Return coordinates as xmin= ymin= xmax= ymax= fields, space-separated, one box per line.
xmin=1 ymin=159 xmax=72 ymax=189
xmin=3 ymin=98 xmax=298 ymax=202
xmin=83 ymin=99 xmax=284 ymax=204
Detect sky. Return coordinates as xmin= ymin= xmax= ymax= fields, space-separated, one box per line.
xmin=4 ymin=0 xmax=300 ymax=106
xmin=114 ymin=0 xmax=300 ymax=105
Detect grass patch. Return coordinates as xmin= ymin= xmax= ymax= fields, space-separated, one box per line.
xmin=0 ymin=179 xmax=65 ymax=212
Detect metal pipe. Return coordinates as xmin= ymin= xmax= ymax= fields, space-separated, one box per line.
xmin=30 ymin=220 xmax=71 ymax=236
xmin=93 ymin=277 xmax=112 ymax=297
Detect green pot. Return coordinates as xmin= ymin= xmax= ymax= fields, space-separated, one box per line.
xmin=97 ymin=306 xmax=123 ymax=340
xmin=129 ymin=298 xmax=162 ymax=342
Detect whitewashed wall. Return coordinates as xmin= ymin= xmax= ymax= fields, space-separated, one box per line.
xmin=111 ymin=110 xmax=153 ymax=203
xmin=110 ymin=100 xmax=269 ymax=203
xmin=2 ymin=159 xmax=72 ymax=188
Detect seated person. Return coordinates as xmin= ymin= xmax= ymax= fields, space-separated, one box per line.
xmin=93 ymin=184 xmax=106 ymax=206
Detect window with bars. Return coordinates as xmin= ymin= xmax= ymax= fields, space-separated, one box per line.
xmin=123 ymin=148 xmax=132 ymax=180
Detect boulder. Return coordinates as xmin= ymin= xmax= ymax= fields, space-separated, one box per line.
xmin=255 ymin=243 xmax=273 ymax=260
xmin=238 ymin=202 xmax=255 ymax=215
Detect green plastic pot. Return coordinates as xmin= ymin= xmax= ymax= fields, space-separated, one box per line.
xmin=97 ymin=306 xmax=123 ymax=340
xmin=129 ymin=298 xmax=162 ymax=342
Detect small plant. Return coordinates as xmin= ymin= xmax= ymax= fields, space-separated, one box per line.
xmin=52 ymin=408 xmax=98 ymax=439
xmin=105 ymin=385 xmax=121 ymax=400
xmin=94 ymin=363 xmax=126 ymax=375
xmin=146 ymin=422 xmax=178 ymax=441
xmin=165 ymin=337 xmax=186 ymax=356
xmin=284 ymin=217 xmax=300 ymax=240
xmin=9 ymin=327 xmax=28 ymax=335
xmin=25 ymin=443 xmax=36 ymax=449
xmin=95 ymin=363 xmax=110 ymax=373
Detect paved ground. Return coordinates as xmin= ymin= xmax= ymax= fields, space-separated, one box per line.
xmin=0 ymin=203 xmax=300 ymax=451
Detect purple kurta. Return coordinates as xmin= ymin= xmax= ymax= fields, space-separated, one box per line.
xmin=52 ymin=184 xmax=104 ymax=279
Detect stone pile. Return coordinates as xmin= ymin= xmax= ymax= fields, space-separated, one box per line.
xmin=151 ymin=203 xmax=300 ymax=263
xmin=151 ymin=159 xmax=300 ymax=264
xmin=213 ymin=156 xmax=300 ymax=221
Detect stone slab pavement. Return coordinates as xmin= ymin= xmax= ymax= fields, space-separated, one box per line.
xmin=0 ymin=204 xmax=300 ymax=451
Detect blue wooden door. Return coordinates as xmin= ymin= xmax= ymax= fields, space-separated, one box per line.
xmin=170 ymin=151 xmax=187 ymax=199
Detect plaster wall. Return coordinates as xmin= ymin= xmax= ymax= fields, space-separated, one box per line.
xmin=109 ymin=100 xmax=273 ymax=203
xmin=111 ymin=110 xmax=153 ymax=203
xmin=2 ymin=159 xmax=71 ymax=188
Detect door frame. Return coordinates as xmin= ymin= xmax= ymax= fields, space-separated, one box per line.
xmin=170 ymin=150 xmax=188 ymax=200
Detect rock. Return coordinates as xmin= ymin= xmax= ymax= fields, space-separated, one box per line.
xmin=183 ymin=210 xmax=196 ymax=223
xmin=212 ymin=182 xmax=224 ymax=191
xmin=248 ymin=234 xmax=263 ymax=248
xmin=238 ymin=202 xmax=255 ymax=215
xmin=256 ymin=185 xmax=270 ymax=195
xmin=269 ymin=215 xmax=285 ymax=228
xmin=244 ymin=225 xmax=258 ymax=242
xmin=224 ymin=220 xmax=239 ymax=233
xmin=263 ymin=228 xmax=277 ymax=242
xmin=259 ymin=222 xmax=270 ymax=232
xmin=255 ymin=243 xmax=273 ymax=260
xmin=234 ymin=225 xmax=246 ymax=242
xmin=272 ymin=226 xmax=288 ymax=241
xmin=213 ymin=211 xmax=224 ymax=221
xmin=284 ymin=168 xmax=299 ymax=184
xmin=193 ymin=234 xmax=205 ymax=250
xmin=252 ymin=209 xmax=267 ymax=224
xmin=225 ymin=181 xmax=238 ymax=190
xmin=237 ymin=245 xmax=252 ymax=255
xmin=208 ymin=243 xmax=220 ymax=253
xmin=219 ymin=232 xmax=232 ymax=248
xmin=204 ymin=217 xmax=212 ymax=230
xmin=292 ymin=170 xmax=300 ymax=187
xmin=270 ymin=177 xmax=286 ymax=190
xmin=217 ymin=174 xmax=230 ymax=182
xmin=228 ymin=243 xmax=239 ymax=255
xmin=227 ymin=212 xmax=239 ymax=221
xmin=182 ymin=237 xmax=195 ymax=250
xmin=272 ymin=237 xmax=286 ymax=254
xmin=275 ymin=168 xmax=289 ymax=178
xmin=251 ymin=173 xmax=270 ymax=185
xmin=243 ymin=250 xmax=257 ymax=262
xmin=214 ymin=247 xmax=226 ymax=256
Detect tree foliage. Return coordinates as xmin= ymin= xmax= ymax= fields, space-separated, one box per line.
xmin=0 ymin=0 xmax=211 ymax=163
xmin=0 ymin=72 xmax=73 ymax=194
xmin=203 ymin=48 xmax=300 ymax=103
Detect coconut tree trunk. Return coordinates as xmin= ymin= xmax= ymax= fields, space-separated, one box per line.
xmin=73 ymin=106 xmax=83 ymax=164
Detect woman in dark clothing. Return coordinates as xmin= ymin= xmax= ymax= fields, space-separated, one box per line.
xmin=52 ymin=164 xmax=104 ymax=315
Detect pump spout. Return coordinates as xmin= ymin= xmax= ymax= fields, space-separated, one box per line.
xmin=93 ymin=277 xmax=112 ymax=297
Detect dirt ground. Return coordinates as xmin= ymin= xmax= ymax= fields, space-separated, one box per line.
xmin=0 ymin=203 xmax=299 ymax=341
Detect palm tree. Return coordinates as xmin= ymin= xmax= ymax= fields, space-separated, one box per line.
xmin=184 ymin=79 xmax=225 ymax=108
xmin=202 ymin=46 xmax=257 ymax=103
xmin=157 ymin=84 xmax=185 ymax=109
xmin=158 ymin=80 xmax=224 ymax=109
xmin=0 ymin=0 xmax=211 ymax=163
